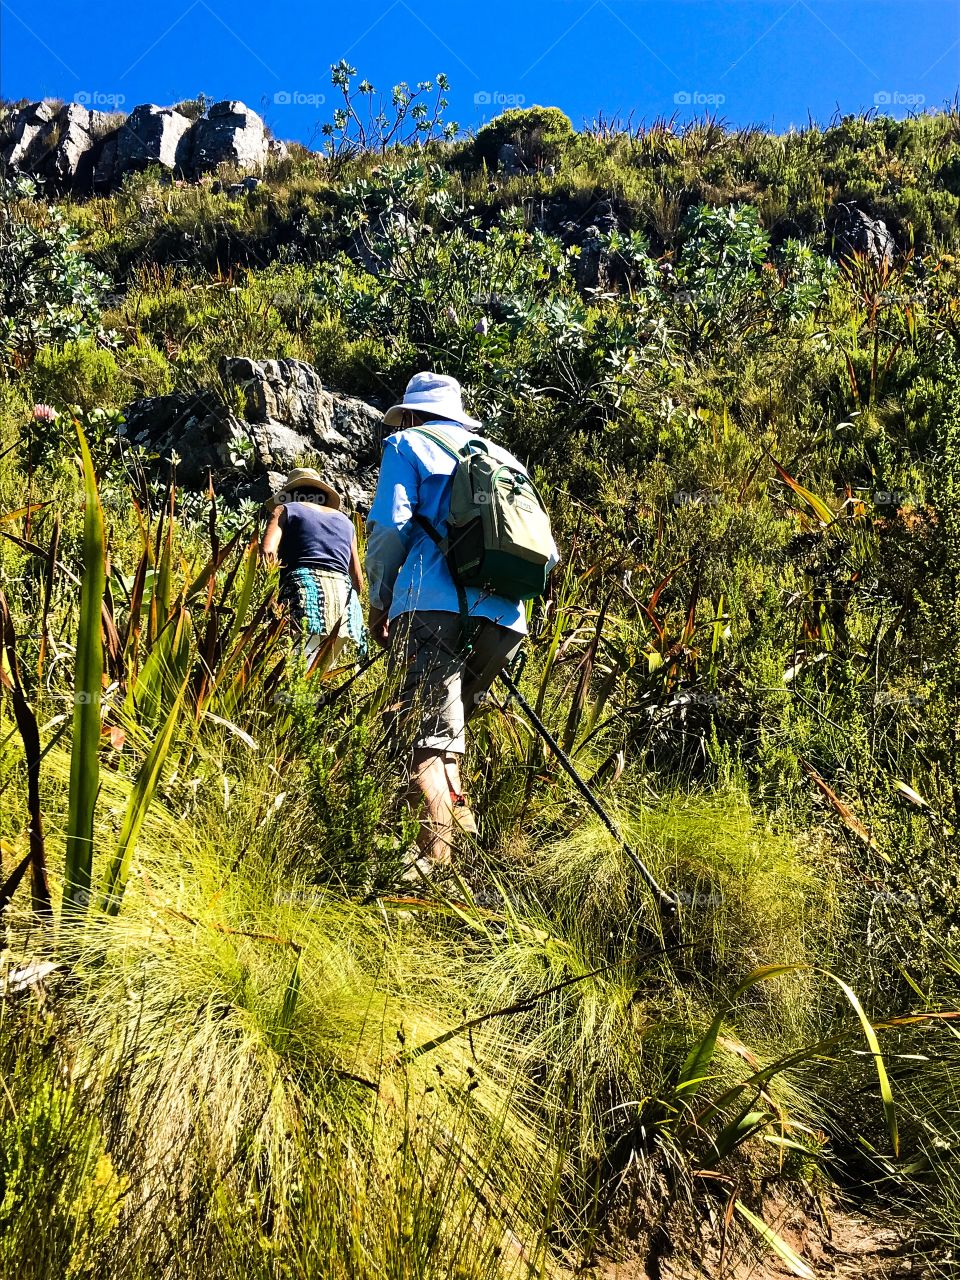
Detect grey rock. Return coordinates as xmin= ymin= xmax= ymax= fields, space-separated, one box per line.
xmin=116 ymin=104 xmax=192 ymax=171
xmin=242 ymin=175 xmax=262 ymax=191
xmin=1 ymin=101 xmax=57 ymax=170
xmin=123 ymin=357 xmax=383 ymax=510
xmin=3 ymin=98 xmax=293 ymax=192
xmin=828 ymin=203 xmax=895 ymax=265
xmin=225 ymin=183 xmax=246 ymax=199
xmin=188 ymin=100 xmax=268 ymax=175
xmin=39 ymin=104 xmax=97 ymax=187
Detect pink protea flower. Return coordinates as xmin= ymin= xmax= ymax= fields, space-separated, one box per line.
xmin=32 ymin=403 xmax=58 ymax=423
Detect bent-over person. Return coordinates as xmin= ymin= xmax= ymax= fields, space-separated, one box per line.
xmin=261 ymin=468 xmax=366 ymax=665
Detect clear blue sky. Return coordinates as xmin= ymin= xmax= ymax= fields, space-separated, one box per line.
xmin=2 ymin=0 xmax=958 ymax=142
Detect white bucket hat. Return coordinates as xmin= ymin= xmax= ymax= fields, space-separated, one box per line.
xmin=383 ymin=372 xmax=482 ymax=429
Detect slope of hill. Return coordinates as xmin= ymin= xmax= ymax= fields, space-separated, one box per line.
xmin=0 ymin=100 xmax=959 ymax=1279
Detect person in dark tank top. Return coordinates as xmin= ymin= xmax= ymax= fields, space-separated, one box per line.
xmin=260 ymin=468 xmax=367 ymax=662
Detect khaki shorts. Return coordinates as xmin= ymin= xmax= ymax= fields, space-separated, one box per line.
xmin=388 ymin=611 xmax=522 ymax=755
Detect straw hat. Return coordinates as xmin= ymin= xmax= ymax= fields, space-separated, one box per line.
xmin=383 ymin=371 xmax=481 ymax=430
xmin=264 ymin=468 xmax=342 ymax=512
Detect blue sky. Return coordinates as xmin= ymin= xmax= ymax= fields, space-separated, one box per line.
xmin=3 ymin=0 xmax=958 ymax=142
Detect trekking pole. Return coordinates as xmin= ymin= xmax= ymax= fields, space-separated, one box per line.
xmin=497 ymin=667 xmax=680 ymax=921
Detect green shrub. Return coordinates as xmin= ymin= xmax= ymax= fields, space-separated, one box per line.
xmin=30 ymin=338 xmax=171 ymax=413
xmin=0 ymin=175 xmax=108 ymax=365
xmin=475 ymin=105 xmax=574 ymax=169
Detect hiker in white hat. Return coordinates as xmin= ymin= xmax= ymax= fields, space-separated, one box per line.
xmin=366 ymin=372 xmax=559 ymax=880
xmin=260 ymin=468 xmax=366 ymax=665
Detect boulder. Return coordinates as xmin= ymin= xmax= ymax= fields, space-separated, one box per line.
xmin=0 ymin=101 xmax=99 ymax=185
xmin=1 ymin=101 xmax=57 ymax=170
xmin=2 ymin=98 xmax=290 ymax=191
xmin=122 ymin=389 xmax=241 ymax=487
xmin=122 ymin=357 xmax=383 ymax=510
xmin=827 ymin=203 xmax=895 ymax=266
xmin=187 ymin=100 xmax=268 ymax=175
xmin=221 ymin=357 xmax=382 ymax=507
xmin=116 ymin=104 xmax=192 ymax=171
xmin=33 ymin=104 xmax=99 ymax=188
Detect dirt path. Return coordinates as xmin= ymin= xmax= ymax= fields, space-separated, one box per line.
xmin=591 ymin=1197 xmax=931 ymax=1280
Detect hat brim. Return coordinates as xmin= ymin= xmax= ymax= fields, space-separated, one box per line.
xmin=383 ymin=401 xmax=482 ymax=430
xmin=264 ymin=478 xmax=342 ymax=513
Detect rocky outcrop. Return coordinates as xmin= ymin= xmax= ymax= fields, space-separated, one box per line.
xmin=575 ymin=225 xmax=616 ymax=293
xmin=122 ymin=357 xmax=383 ymax=511
xmin=188 ymin=101 xmax=266 ymax=173
xmin=0 ymin=98 xmax=281 ymax=192
xmin=827 ymin=203 xmax=896 ymax=265
xmin=2 ymin=100 xmax=57 ymax=170
xmin=116 ymin=104 xmax=192 ymax=172
xmin=1 ymin=102 xmax=101 ymax=187
xmin=41 ymin=104 xmax=100 ymax=186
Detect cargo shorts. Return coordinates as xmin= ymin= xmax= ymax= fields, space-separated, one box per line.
xmin=388 ymin=610 xmax=522 ymax=755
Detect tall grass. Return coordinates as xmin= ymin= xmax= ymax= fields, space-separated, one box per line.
xmin=4 ymin=111 xmax=960 ymax=1276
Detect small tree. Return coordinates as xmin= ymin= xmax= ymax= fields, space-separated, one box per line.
xmin=0 ymin=175 xmax=108 ymax=368
xmin=319 ymin=61 xmax=459 ymax=161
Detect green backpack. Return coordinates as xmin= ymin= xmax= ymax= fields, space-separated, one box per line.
xmin=410 ymin=424 xmax=555 ymax=602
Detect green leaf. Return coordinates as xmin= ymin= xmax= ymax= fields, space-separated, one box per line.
xmin=99 ymin=675 xmax=188 ymax=916
xmin=820 ymin=969 xmax=899 ymax=1157
xmin=712 ymin=1108 xmax=773 ymax=1161
xmin=675 ymin=965 xmax=805 ymax=1100
xmin=63 ymin=425 xmax=105 ymax=926
xmin=274 ymin=954 xmax=302 ymax=1051
xmin=734 ymin=1202 xmax=815 ymax=1279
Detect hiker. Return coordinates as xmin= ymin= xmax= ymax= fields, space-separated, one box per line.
xmin=365 ymin=372 xmax=558 ymax=876
xmin=261 ymin=468 xmax=366 ymax=664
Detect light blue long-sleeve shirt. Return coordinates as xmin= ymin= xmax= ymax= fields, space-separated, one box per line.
xmin=365 ymin=419 xmax=557 ymax=636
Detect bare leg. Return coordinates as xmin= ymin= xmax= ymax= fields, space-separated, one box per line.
xmin=442 ymin=752 xmax=477 ymax=833
xmin=443 ymin=753 xmax=463 ymax=799
xmin=410 ymin=748 xmax=454 ymax=865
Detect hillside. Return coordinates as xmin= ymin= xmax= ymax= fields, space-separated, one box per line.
xmin=1 ymin=96 xmax=960 ymax=1279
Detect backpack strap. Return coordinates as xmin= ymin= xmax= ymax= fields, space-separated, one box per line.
xmin=407 ymin=422 xmax=490 ymax=460
xmin=413 ymin=512 xmax=473 ymax=654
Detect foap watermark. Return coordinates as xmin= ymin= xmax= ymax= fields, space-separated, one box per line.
xmin=874 ymin=90 xmax=926 ymax=108
xmin=873 ymin=691 xmax=925 ymax=709
xmin=75 ymin=90 xmax=126 ymax=108
xmin=850 ymin=487 xmax=917 ymax=508
xmin=474 ymin=90 xmax=526 ymax=107
xmin=674 ymin=889 xmax=724 ymax=908
xmin=274 ymin=90 xmax=326 ymax=107
xmin=871 ymin=889 xmax=919 ymax=908
xmin=670 ymin=489 xmax=723 ymax=508
xmin=674 ymin=90 xmax=726 ymax=107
